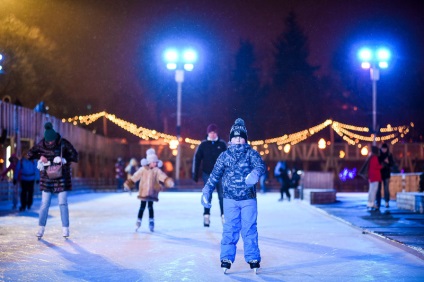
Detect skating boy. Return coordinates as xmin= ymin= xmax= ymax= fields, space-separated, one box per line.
xmin=201 ymin=118 xmax=265 ymax=274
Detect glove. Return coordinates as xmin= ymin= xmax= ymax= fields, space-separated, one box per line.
xmin=245 ymin=171 xmax=259 ymax=186
xmin=201 ymin=192 xmax=211 ymax=209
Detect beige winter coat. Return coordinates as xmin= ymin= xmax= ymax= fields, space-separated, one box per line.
xmin=129 ymin=166 xmax=174 ymax=202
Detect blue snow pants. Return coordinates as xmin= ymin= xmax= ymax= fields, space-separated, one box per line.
xmin=220 ymin=198 xmax=261 ymax=263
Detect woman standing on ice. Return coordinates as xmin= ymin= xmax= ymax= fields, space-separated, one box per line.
xmin=28 ymin=122 xmax=78 ymax=239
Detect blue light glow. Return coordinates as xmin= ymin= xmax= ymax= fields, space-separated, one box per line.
xmin=164 ymin=49 xmax=178 ymax=63
xmin=376 ymin=48 xmax=390 ymax=61
xmin=358 ymin=48 xmax=372 ymax=62
xmin=183 ymin=49 xmax=197 ymax=63
xmin=378 ymin=62 xmax=388 ymax=69
xmin=339 ymin=168 xmax=357 ymax=182
xmin=166 ymin=63 xmax=177 ymax=70
xmin=183 ymin=63 xmax=194 ymax=71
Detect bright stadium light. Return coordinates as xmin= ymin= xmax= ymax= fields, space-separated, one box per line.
xmin=162 ymin=47 xmax=197 ymax=180
xmin=357 ymin=45 xmax=391 ymax=145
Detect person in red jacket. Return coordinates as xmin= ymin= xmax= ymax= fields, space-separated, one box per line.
xmin=367 ymin=146 xmax=382 ymax=210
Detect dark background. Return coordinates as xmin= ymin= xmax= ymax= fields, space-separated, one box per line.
xmin=0 ymin=0 xmax=423 ymax=142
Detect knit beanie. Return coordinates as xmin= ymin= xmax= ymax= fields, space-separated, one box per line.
xmin=146 ymin=148 xmax=159 ymax=164
xmin=207 ymin=124 xmax=218 ymax=134
xmin=229 ymin=118 xmax=247 ymax=141
xmin=44 ymin=122 xmax=58 ymax=142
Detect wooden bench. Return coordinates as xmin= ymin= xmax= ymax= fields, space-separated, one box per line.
xmin=303 ymin=188 xmax=337 ymax=204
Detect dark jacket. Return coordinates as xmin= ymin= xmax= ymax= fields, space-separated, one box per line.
xmin=27 ymin=134 xmax=78 ymax=193
xmin=203 ymin=144 xmax=265 ymax=201
xmin=192 ymin=138 xmax=227 ymax=181
xmin=378 ymin=149 xmax=394 ymax=180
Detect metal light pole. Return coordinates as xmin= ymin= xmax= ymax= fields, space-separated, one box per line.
xmin=358 ymin=47 xmax=390 ymax=146
xmin=370 ymin=67 xmax=379 ymax=146
xmin=175 ymin=69 xmax=184 ymax=181
xmin=164 ymin=48 xmax=197 ymax=180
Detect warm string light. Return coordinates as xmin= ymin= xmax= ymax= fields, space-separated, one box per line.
xmin=64 ymin=112 xmax=411 ymax=148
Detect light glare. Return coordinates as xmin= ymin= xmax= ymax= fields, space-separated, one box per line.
xmin=166 ymin=63 xmax=177 ymax=70
xmin=183 ymin=49 xmax=197 ymax=63
xmin=164 ymin=49 xmax=178 ymax=63
xmin=377 ymin=48 xmax=390 ymax=61
xmin=358 ymin=48 xmax=372 ymax=62
xmin=184 ymin=64 xmax=194 ymax=71
xmin=378 ymin=62 xmax=388 ymax=69
xmin=361 ymin=62 xmax=370 ymax=69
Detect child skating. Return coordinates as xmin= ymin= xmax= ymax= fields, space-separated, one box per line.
xmin=124 ymin=148 xmax=174 ymax=232
xmin=201 ymin=118 xmax=265 ymax=274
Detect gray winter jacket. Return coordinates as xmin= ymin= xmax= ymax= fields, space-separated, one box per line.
xmin=202 ymin=143 xmax=265 ymax=201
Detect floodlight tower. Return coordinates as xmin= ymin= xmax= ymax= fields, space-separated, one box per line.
xmin=358 ymin=47 xmax=391 ymax=145
xmin=164 ymin=48 xmax=197 ymax=180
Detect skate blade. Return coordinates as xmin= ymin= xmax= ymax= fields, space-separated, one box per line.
xmin=222 ymin=268 xmax=229 ymax=274
xmin=253 ymin=268 xmax=259 ymax=274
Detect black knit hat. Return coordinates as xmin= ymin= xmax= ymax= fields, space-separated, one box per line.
xmin=207 ymin=124 xmax=218 ymax=134
xmin=230 ymin=118 xmax=248 ymax=141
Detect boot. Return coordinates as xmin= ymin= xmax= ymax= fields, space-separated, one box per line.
xmin=62 ymin=227 xmax=70 ymax=238
xmin=149 ymin=219 xmax=154 ymax=232
xmin=135 ymin=219 xmax=141 ymax=232
xmin=36 ymin=226 xmax=45 ymax=239
xmin=203 ymin=214 xmax=210 ymax=227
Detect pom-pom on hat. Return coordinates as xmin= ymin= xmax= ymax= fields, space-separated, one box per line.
xmin=44 ymin=122 xmax=58 ymax=142
xmin=207 ymin=124 xmax=218 ymax=134
xmin=230 ymin=118 xmax=248 ymax=141
xmin=146 ymin=148 xmax=159 ymax=164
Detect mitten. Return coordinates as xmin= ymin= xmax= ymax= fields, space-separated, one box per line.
xmin=164 ymin=177 xmax=174 ymax=188
xmin=245 ymin=171 xmax=259 ymax=185
xmin=201 ymin=192 xmax=211 ymax=209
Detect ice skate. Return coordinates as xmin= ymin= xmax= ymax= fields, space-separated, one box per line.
xmin=62 ymin=227 xmax=70 ymax=238
xmin=221 ymin=259 xmax=232 ymax=274
xmin=36 ymin=226 xmax=45 ymax=239
xmin=149 ymin=219 xmax=154 ymax=232
xmin=135 ymin=219 xmax=141 ymax=232
xmin=203 ymin=214 xmax=210 ymax=227
xmin=249 ymin=260 xmax=260 ymax=274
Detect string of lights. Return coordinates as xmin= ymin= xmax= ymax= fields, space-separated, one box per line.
xmin=64 ymin=112 xmax=412 ymax=149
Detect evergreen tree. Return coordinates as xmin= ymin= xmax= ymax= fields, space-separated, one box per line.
xmin=0 ymin=15 xmax=73 ymax=114
xmin=230 ymin=39 xmax=263 ymax=139
xmin=269 ymin=11 xmax=321 ymax=133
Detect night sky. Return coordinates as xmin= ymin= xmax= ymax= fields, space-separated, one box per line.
xmin=1 ymin=0 xmax=423 ymax=140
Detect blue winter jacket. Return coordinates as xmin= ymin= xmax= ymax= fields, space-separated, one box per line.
xmin=15 ymin=158 xmax=39 ymax=182
xmin=202 ymin=143 xmax=265 ymax=201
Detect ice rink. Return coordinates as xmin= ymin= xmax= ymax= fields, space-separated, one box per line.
xmin=1 ymin=191 xmax=423 ymax=281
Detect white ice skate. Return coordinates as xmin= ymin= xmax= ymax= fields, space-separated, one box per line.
xmin=221 ymin=259 xmax=232 ymax=274
xmin=203 ymin=214 xmax=210 ymax=227
xmin=36 ymin=226 xmax=45 ymax=239
xmin=249 ymin=260 xmax=260 ymax=274
xmin=62 ymin=227 xmax=70 ymax=238
xmin=135 ymin=219 xmax=141 ymax=232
